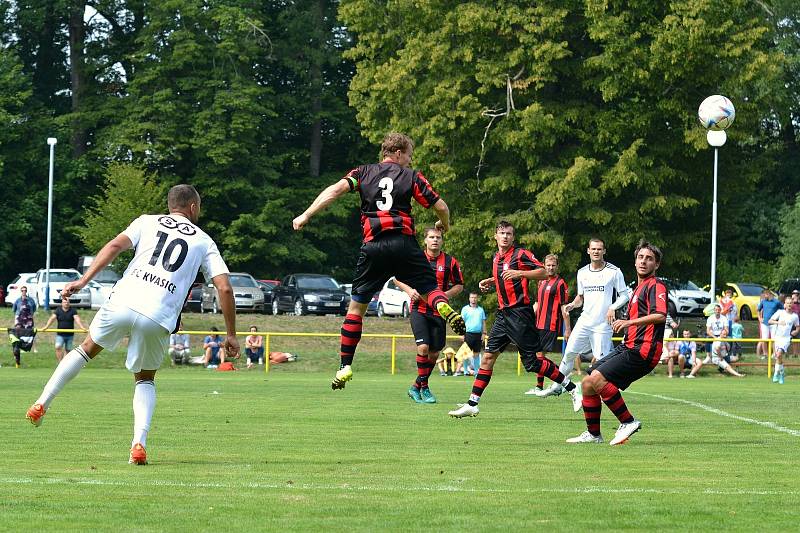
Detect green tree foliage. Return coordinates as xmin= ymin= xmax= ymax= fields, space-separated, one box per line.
xmin=77 ymin=163 xmax=165 ymax=266
xmin=775 ymin=193 xmax=800 ymax=284
xmin=340 ymin=0 xmax=789 ymax=293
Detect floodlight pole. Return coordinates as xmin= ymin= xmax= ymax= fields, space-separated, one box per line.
xmin=707 ymin=130 xmax=726 ymax=303
xmin=45 ymin=137 xmax=57 ymax=311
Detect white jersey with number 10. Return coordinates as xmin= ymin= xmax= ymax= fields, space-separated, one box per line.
xmin=109 ymin=214 xmax=229 ymax=332
xmin=575 ymin=262 xmax=627 ymax=331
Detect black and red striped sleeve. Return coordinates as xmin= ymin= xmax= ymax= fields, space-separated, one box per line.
xmin=558 ymin=279 xmax=568 ymax=305
xmin=411 ymin=171 xmax=440 ymax=208
xmin=518 ymin=249 xmax=543 ymax=271
xmin=649 ymin=280 xmax=668 ymax=316
xmin=451 ymin=257 xmax=464 ymax=286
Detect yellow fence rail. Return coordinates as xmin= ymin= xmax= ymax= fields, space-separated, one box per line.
xmin=30 ymin=329 xmax=798 ymax=380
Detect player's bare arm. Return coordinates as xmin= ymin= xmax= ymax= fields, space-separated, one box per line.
xmin=445 ymin=283 xmax=463 ymax=300
xmin=500 ymin=268 xmax=546 ymax=281
xmin=563 ymin=294 xmax=583 ymax=313
xmin=612 ymin=312 xmax=666 ymax=333
xmin=293 ymin=179 xmax=351 ymax=230
xmin=63 ymin=234 xmax=133 ymax=297
xmin=562 ymin=307 xmax=572 ymax=339
xmin=431 ymin=199 xmax=450 ymax=233
xmin=478 ymin=277 xmax=495 ymax=292
xmin=394 ymin=279 xmax=420 ymax=302
xmin=212 ymin=273 xmax=240 ymax=357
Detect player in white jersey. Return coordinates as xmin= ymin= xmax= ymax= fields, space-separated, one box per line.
xmin=536 ymin=238 xmax=629 ymax=399
xmin=768 ymin=296 xmax=800 ymax=384
xmin=26 ymin=185 xmax=239 ymax=465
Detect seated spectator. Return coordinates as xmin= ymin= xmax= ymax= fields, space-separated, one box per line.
xmin=203 ymin=327 xmax=223 ymax=369
xmin=453 ymin=342 xmax=473 ymax=376
xmin=169 ymin=322 xmax=191 ymax=365
xmin=690 ymin=330 xmax=744 ymax=378
xmin=660 ymin=315 xmax=680 ymax=374
xmin=675 ymin=329 xmax=698 ymax=378
xmin=245 ymin=325 xmax=264 ymax=369
xmin=436 ymin=346 xmax=457 ymax=376
xmin=268 ymin=351 xmax=298 ymax=364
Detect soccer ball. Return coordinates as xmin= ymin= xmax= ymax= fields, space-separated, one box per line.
xmin=698 ymin=95 xmax=735 ymax=131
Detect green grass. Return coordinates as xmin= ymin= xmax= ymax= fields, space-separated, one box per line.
xmin=2 ymin=308 xmax=796 ymax=531
xmin=2 ymin=361 xmax=799 ymax=531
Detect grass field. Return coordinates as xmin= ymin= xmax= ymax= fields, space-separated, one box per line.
xmin=2 ymin=310 xmax=798 ymax=531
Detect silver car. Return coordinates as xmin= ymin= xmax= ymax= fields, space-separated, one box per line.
xmin=201 ymin=272 xmax=264 ymax=313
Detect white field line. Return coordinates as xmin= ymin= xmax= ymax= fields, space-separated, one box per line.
xmin=627 ymin=391 xmax=800 ymax=437
xmin=0 ymin=476 xmax=796 ymax=497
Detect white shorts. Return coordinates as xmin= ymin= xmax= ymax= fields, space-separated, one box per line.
xmin=711 ymin=341 xmax=728 ymax=357
xmin=565 ymin=322 xmax=613 ymax=360
xmin=89 ymin=300 xmax=170 ymax=373
xmin=759 ymin=323 xmax=773 ymax=340
xmin=773 ymin=337 xmax=791 ymax=354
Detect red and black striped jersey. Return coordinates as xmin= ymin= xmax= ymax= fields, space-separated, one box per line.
xmin=536 ymin=276 xmax=569 ymax=332
xmin=492 ymin=247 xmax=543 ymax=310
xmin=413 ymin=252 xmax=464 ymax=317
xmin=624 ymin=275 xmax=668 ymax=367
xmin=344 ymin=161 xmax=440 ymax=243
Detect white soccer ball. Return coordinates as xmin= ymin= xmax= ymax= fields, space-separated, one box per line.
xmin=698 ymin=95 xmax=735 ymax=131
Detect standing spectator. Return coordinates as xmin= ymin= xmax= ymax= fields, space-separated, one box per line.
xmin=168 ymin=322 xmax=191 ymax=365
xmin=768 ymin=296 xmax=800 ymax=384
xmin=659 ymin=314 xmax=679 ymax=373
xmin=245 ymin=325 xmax=264 ymax=368
xmin=12 ymin=286 xmax=37 ymax=327
xmin=757 ymin=290 xmax=782 ymax=359
xmin=526 ymin=254 xmax=571 ymax=394
xmin=460 ymin=292 xmax=487 ymax=376
xmin=43 ymin=299 xmax=87 ymax=362
xmin=203 ymin=327 xmax=224 ymax=368
xmin=719 ymin=288 xmax=737 ymax=335
xmin=729 ymin=316 xmax=744 ymax=362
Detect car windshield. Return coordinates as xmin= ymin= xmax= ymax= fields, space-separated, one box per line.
xmin=297 ymin=276 xmax=339 ymax=290
xmin=42 ymin=271 xmax=80 ymax=282
xmin=672 ymin=280 xmax=701 ymax=291
xmin=229 ymin=275 xmax=258 ymax=287
xmin=95 ymin=269 xmax=121 ymax=284
xmin=737 ymin=284 xmax=764 ymax=297
xmin=258 ymin=282 xmax=277 ymax=290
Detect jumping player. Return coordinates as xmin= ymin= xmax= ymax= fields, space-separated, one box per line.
xmin=448 ymin=221 xmax=582 ymax=418
xmin=768 ymin=296 xmax=800 ymax=384
xmin=567 ymin=240 xmax=667 ymax=445
xmin=26 ymin=185 xmax=239 ymax=465
xmin=525 ymin=254 xmax=571 ymax=395
xmin=395 ymin=227 xmax=463 ymax=404
xmin=536 ymin=238 xmax=628 ymax=401
xmin=292 ymin=132 xmax=466 ymax=389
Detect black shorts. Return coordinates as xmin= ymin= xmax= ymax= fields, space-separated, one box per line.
xmin=589 ymin=344 xmax=655 ymax=390
xmin=539 ymin=329 xmax=561 ymax=354
xmin=351 ymin=234 xmax=438 ymax=302
xmin=410 ymin=311 xmax=446 ymax=353
xmin=464 ymin=332 xmax=483 ymax=353
xmin=485 ymin=306 xmax=541 ymax=365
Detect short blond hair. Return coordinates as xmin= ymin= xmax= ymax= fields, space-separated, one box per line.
xmin=544 ymin=254 xmax=559 ymax=264
xmin=381 ymin=132 xmax=413 ymax=156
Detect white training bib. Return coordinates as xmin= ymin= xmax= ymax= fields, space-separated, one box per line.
xmin=110 ymin=214 xmax=229 ymax=332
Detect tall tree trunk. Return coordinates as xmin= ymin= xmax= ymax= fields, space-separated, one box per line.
xmin=69 ymin=1 xmax=87 ymax=157
xmin=308 ymin=0 xmax=325 ymax=177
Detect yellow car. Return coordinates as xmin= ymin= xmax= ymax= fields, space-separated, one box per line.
xmin=702 ymin=282 xmax=766 ymax=320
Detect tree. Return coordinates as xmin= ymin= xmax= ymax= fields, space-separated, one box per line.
xmin=775 ymin=193 xmax=800 ymax=284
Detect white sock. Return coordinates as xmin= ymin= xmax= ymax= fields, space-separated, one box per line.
xmin=36 ymin=347 xmax=90 ymax=409
xmin=776 ymin=364 xmax=784 ymax=373
xmin=559 ymin=352 xmax=579 ymax=376
xmin=132 ymin=380 xmax=156 ymax=448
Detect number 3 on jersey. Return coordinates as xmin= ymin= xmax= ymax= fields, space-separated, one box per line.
xmin=376 ymin=176 xmax=394 ymax=210
xmin=149 ymin=231 xmax=188 ymax=272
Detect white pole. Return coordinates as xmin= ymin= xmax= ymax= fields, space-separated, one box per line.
xmin=706 ymin=130 xmax=726 ymax=303
xmin=45 ymin=137 xmax=57 ymax=310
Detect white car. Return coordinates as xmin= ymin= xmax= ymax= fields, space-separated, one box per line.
xmin=377 ymin=278 xmax=411 ymax=318
xmin=6 ymin=272 xmax=38 ymax=307
xmin=34 ymin=268 xmax=92 ymax=309
xmin=660 ymin=278 xmax=711 ymax=317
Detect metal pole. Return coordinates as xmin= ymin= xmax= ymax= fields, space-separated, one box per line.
xmin=45 ymin=138 xmax=57 ymax=310
xmin=710 ymin=147 xmax=718 ymax=302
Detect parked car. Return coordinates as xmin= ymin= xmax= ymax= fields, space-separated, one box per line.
xmin=6 ymin=272 xmax=38 ymax=307
xmin=88 ymin=280 xmax=113 ymax=309
xmin=377 ymin=278 xmax=411 ymax=318
xmin=702 ymin=282 xmax=765 ymax=320
xmin=183 ymin=282 xmax=203 ymax=312
xmin=201 ymin=272 xmax=264 ymax=313
xmin=34 ymin=268 xmax=92 ymax=309
xmin=659 ymin=278 xmax=711 ymax=317
xmin=366 ymin=292 xmax=379 ymax=316
xmin=271 ymin=274 xmax=348 ymax=316
xmin=257 ymin=280 xmax=279 ymax=315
